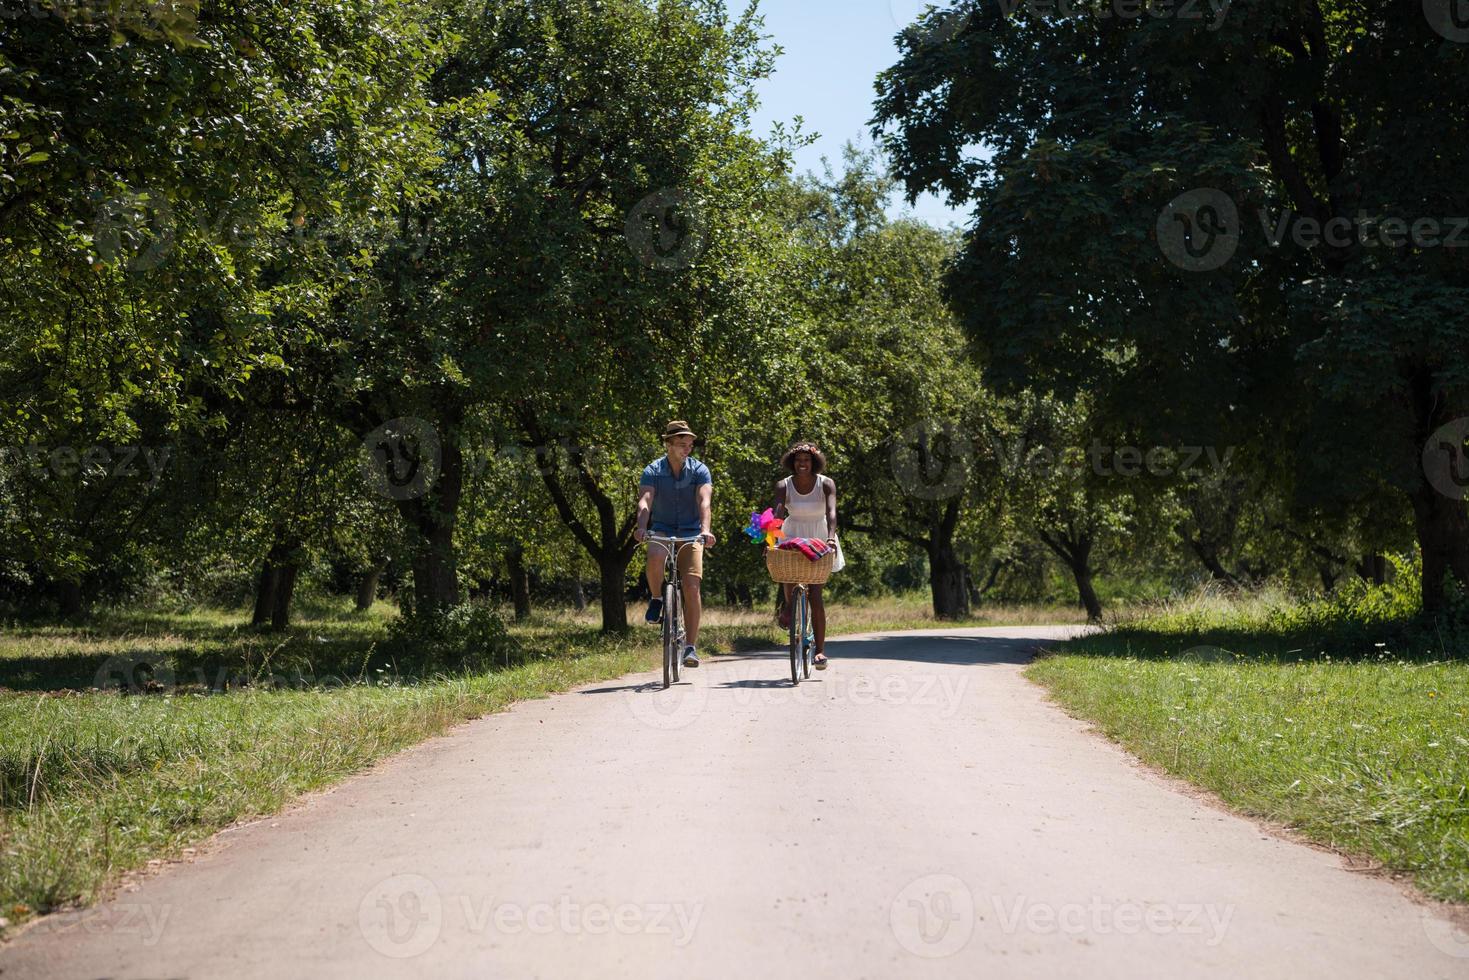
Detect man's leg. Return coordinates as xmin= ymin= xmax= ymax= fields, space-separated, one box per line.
xmin=647 ymin=547 xmax=665 ymax=597
xmin=683 ymin=572 xmax=702 ymax=646
xmin=680 ymin=542 xmax=705 ymax=664
xmin=644 ymin=546 xmax=666 ymax=623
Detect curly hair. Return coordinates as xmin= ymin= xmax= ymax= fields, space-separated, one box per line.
xmin=780 ymin=441 xmax=827 ymax=474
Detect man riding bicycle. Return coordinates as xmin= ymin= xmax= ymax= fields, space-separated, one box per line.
xmin=634 ymin=420 xmax=717 ymax=668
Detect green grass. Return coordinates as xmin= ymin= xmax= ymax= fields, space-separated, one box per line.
xmin=0 ymin=593 xmax=1079 ymax=937
xmin=0 ymin=602 xmax=655 ymax=936
xmin=1027 ymin=587 xmax=1469 ymax=903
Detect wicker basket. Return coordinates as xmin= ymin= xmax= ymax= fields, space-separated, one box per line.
xmin=765 ymin=547 xmax=834 ymax=585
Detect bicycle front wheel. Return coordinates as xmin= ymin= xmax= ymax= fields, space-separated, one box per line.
xmin=789 ymin=589 xmax=803 ymax=685
xmin=662 ymin=580 xmax=677 ymax=689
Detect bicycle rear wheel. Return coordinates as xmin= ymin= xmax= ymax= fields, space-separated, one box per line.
xmin=662 ymin=580 xmax=676 ymax=689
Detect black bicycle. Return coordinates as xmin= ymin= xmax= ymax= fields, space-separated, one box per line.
xmin=644 ymin=533 xmax=702 ymax=689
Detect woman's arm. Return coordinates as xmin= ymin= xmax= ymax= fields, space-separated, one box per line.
xmin=823 ymin=476 xmax=838 ymax=543
xmin=773 ymin=479 xmax=788 ymax=519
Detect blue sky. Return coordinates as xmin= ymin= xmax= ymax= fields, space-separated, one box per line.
xmin=746 ymin=0 xmax=967 ymax=229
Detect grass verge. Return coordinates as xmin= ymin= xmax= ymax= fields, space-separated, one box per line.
xmin=1027 ymin=589 xmax=1469 ymax=903
xmin=0 ymin=607 xmax=654 ymax=937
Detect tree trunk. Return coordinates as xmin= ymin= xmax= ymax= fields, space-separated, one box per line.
xmin=1318 ymin=564 xmax=1339 ymax=593
xmin=1187 ymin=537 xmax=1243 ymax=587
xmin=1355 ymin=553 xmax=1390 ymax=586
xmin=505 ymin=543 xmax=531 ymax=622
xmin=252 ymin=565 xmax=278 ymax=626
xmin=598 ymin=551 xmax=630 ymax=633
xmin=1038 ymin=528 xmax=1103 ymax=622
xmin=736 ymin=583 xmax=753 ymax=609
xmin=355 ymin=560 xmax=386 ymax=612
xmin=271 ymin=562 xmax=299 ymax=630
xmin=395 ymin=439 xmax=464 ymax=614
xmin=926 ymin=498 xmax=970 ymax=619
xmin=1072 ymin=563 xmax=1104 ymax=622
xmin=1412 ymin=483 xmax=1469 ymax=612
xmin=1410 ymin=376 xmax=1469 ymax=612
xmin=252 ymin=538 xmax=299 ymax=631
xmin=572 ymin=578 xmax=587 ymax=613
xmin=928 ymin=541 xmax=971 ymax=620
xmin=57 ymin=580 xmax=84 ymax=618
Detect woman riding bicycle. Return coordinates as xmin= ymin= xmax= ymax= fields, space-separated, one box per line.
xmin=774 ymin=441 xmax=843 ymax=669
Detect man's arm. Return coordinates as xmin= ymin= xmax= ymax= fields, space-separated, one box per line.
xmin=698 ymin=483 xmax=716 ymax=547
xmin=634 ymin=485 xmax=655 ymax=541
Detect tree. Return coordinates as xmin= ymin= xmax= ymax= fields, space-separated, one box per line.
xmin=782 ymin=149 xmax=995 ymax=618
xmin=425 ymin=0 xmax=802 ymax=631
xmin=873 ymin=0 xmax=1469 ymax=612
xmin=0 ymin=0 xmax=448 ymax=611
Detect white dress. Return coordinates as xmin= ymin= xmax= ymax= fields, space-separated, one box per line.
xmin=782 ymin=475 xmax=846 ymax=573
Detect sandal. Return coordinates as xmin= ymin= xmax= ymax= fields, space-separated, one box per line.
xmin=813 ymin=652 xmax=828 ymax=670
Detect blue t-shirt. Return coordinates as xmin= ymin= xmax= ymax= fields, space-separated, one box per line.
xmin=640 ymin=456 xmax=711 ymax=535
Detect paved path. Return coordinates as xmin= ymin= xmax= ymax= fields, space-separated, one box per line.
xmin=4 ymin=627 xmax=1468 ymax=978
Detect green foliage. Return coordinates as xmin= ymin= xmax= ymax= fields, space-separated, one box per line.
xmin=873 ymin=0 xmax=1469 ymax=609
xmin=384 ymin=599 xmax=518 ymax=673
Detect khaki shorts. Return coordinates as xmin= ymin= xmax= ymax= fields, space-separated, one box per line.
xmin=649 ymin=538 xmax=704 ymax=579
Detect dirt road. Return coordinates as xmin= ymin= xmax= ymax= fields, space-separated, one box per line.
xmin=4 ymin=627 xmax=1467 ymax=978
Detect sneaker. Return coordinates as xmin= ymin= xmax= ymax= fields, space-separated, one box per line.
xmin=644 ymin=598 xmax=663 ymax=624
xmin=682 ymin=645 xmax=700 ymax=668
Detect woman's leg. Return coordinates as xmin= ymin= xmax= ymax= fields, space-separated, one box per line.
xmin=810 ymin=585 xmax=827 ymax=661
xmin=779 ymin=583 xmax=793 ymax=625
